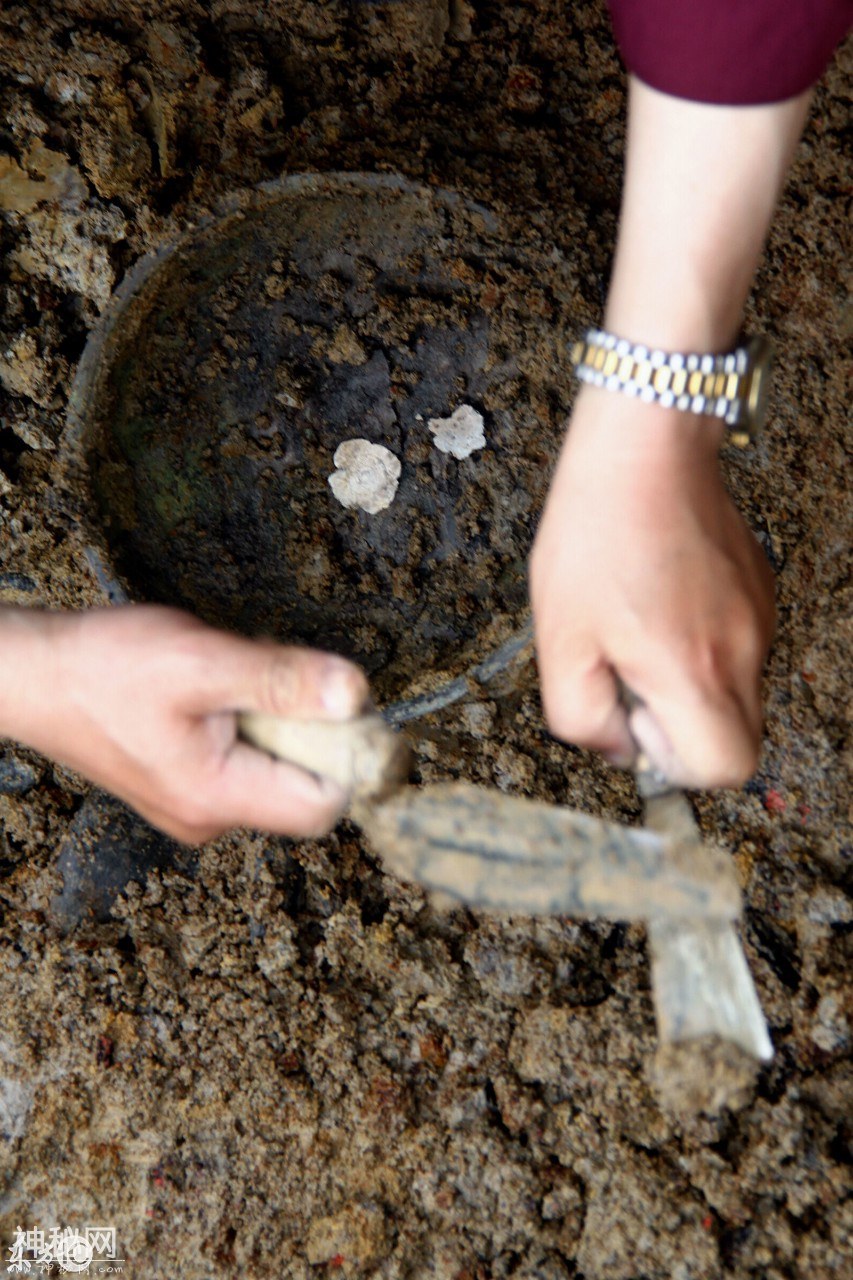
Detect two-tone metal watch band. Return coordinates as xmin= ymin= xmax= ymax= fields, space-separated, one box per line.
xmin=571 ymin=329 xmax=772 ymax=446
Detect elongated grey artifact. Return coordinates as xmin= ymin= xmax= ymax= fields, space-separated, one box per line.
xmin=239 ymin=711 xmax=740 ymax=924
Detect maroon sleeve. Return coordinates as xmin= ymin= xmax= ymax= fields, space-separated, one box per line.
xmin=606 ymin=1 xmax=852 ymax=105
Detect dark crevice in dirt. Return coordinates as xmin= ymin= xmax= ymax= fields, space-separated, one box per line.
xmin=148 ymin=171 xmax=197 ymax=215
xmin=52 ymin=298 xmax=90 ymax=366
xmin=277 ymin=850 xmax=309 ymax=917
xmin=0 ymin=427 xmax=30 ymax=482
xmin=358 ymin=881 xmax=391 ymax=928
xmin=114 ymin=932 xmax=137 ymax=961
xmin=600 ymin=922 xmax=626 ymax=959
xmin=483 ymin=1077 xmax=530 ymax=1151
xmin=745 ymin=908 xmax=802 ymax=992
xmin=757 ymin=1044 xmax=800 ymax=1104
xmin=296 ymin=918 xmax=327 ymax=967
xmin=194 ymin=18 xmax=233 ymax=82
xmin=827 ymin=1122 xmax=852 ymax=1166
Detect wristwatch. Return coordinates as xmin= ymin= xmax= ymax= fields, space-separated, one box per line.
xmin=571 ymin=328 xmax=773 ymax=447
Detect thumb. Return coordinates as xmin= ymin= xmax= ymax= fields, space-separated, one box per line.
xmin=186 ymin=632 xmax=370 ymax=721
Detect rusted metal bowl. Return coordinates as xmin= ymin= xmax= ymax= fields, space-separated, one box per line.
xmin=66 ymin=172 xmax=576 ymax=715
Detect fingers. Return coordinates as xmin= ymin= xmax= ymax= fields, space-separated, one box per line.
xmin=629 ymin=691 xmax=759 ymax=788
xmin=186 ymin=632 xmax=370 ymax=721
xmin=133 ymin=746 xmax=349 ymax=846
xmin=537 ymin=625 xmax=766 ymax=788
xmin=213 ymin=742 xmax=349 ymax=838
xmin=29 ymin=606 xmax=371 ymax=845
xmin=178 ymin=637 xmax=369 ymax=841
xmin=536 ymin=636 xmax=635 ymax=764
xmin=626 ymin=635 xmax=764 ymax=786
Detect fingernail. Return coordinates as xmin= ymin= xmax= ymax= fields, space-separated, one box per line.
xmin=628 ymin=706 xmax=678 ymax=779
xmin=321 ymin=660 xmax=363 ymax=718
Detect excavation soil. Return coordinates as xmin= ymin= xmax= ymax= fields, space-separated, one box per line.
xmin=0 ymin=3 xmax=850 ymax=1278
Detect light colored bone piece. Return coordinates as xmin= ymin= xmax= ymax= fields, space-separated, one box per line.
xmin=328 ymin=438 xmax=401 ymax=514
xmin=427 ymin=404 xmax=486 ymax=459
xmin=239 ymin=712 xmax=411 ymax=800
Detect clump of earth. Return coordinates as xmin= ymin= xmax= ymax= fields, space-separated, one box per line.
xmin=0 ymin=3 xmax=850 ymax=1278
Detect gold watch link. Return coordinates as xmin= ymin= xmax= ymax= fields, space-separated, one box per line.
xmin=572 ymin=329 xmax=773 ymax=446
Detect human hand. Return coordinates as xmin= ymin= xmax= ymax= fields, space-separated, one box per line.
xmin=530 ymin=387 xmax=775 ymax=787
xmin=0 ymin=604 xmax=369 ymax=843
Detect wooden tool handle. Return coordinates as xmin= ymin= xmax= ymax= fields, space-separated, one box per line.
xmin=618 ymin=681 xmax=673 ymax=799
xmin=238 ymin=710 xmax=412 ymax=801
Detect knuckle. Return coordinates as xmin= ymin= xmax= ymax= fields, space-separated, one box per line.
xmin=262 ymin=651 xmax=302 ymax=714
xmin=544 ymin=706 xmax=580 ymax=745
xmin=304 ymin=814 xmax=339 ymax=840
xmin=679 ymin=637 xmax=731 ymax=696
xmin=726 ymin=736 xmax=761 ymax=786
xmin=177 ymin=825 xmax=218 ymax=846
xmin=693 ymin=637 xmax=724 ymax=684
xmin=162 ymin=814 xmax=220 ymax=845
xmin=538 ymin=656 xmax=611 ymax=750
xmin=706 ymin=756 xmax=757 ymax=789
xmin=728 ymin=601 xmax=767 ymax=667
xmin=693 ymin=726 xmax=760 ymax=789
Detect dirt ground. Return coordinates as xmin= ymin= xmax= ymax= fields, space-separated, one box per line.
xmin=0 ymin=2 xmax=850 ymax=1277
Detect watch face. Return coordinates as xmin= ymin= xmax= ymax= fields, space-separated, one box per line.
xmin=744 ymin=336 xmax=773 ymax=436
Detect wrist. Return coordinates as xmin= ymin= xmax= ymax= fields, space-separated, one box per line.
xmin=602 ymin=289 xmax=742 ymax=357
xmin=566 ymin=383 xmax=726 ymax=469
xmin=0 ymin=608 xmax=66 ymax=749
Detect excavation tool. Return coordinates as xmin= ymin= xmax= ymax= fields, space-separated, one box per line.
xmin=639 ymin=764 xmax=773 ymax=1060
xmin=240 ymin=710 xmax=772 ymax=1062
xmin=240 ymin=711 xmax=738 ymax=922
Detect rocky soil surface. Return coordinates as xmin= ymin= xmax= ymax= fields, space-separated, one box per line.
xmin=0 ymin=3 xmax=850 ymax=1277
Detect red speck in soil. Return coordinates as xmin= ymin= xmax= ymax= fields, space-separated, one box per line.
xmin=96 ymin=1034 xmax=114 ymax=1067
xmin=702 ymin=1214 xmax=714 ymax=1230
xmin=329 ymin=1255 xmax=345 ymax=1269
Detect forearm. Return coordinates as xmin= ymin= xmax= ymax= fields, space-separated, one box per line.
xmin=605 ymin=77 xmax=812 ymax=353
xmin=531 ymin=82 xmax=803 ymax=784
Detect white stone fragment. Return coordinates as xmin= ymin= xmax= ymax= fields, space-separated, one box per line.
xmin=805 ymin=887 xmax=853 ymax=926
xmin=328 ymin=438 xmax=401 ymax=515
xmin=427 ymin=404 xmax=486 ymax=459
xmin=811 ymin=993 xmax=850 ymax=1052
